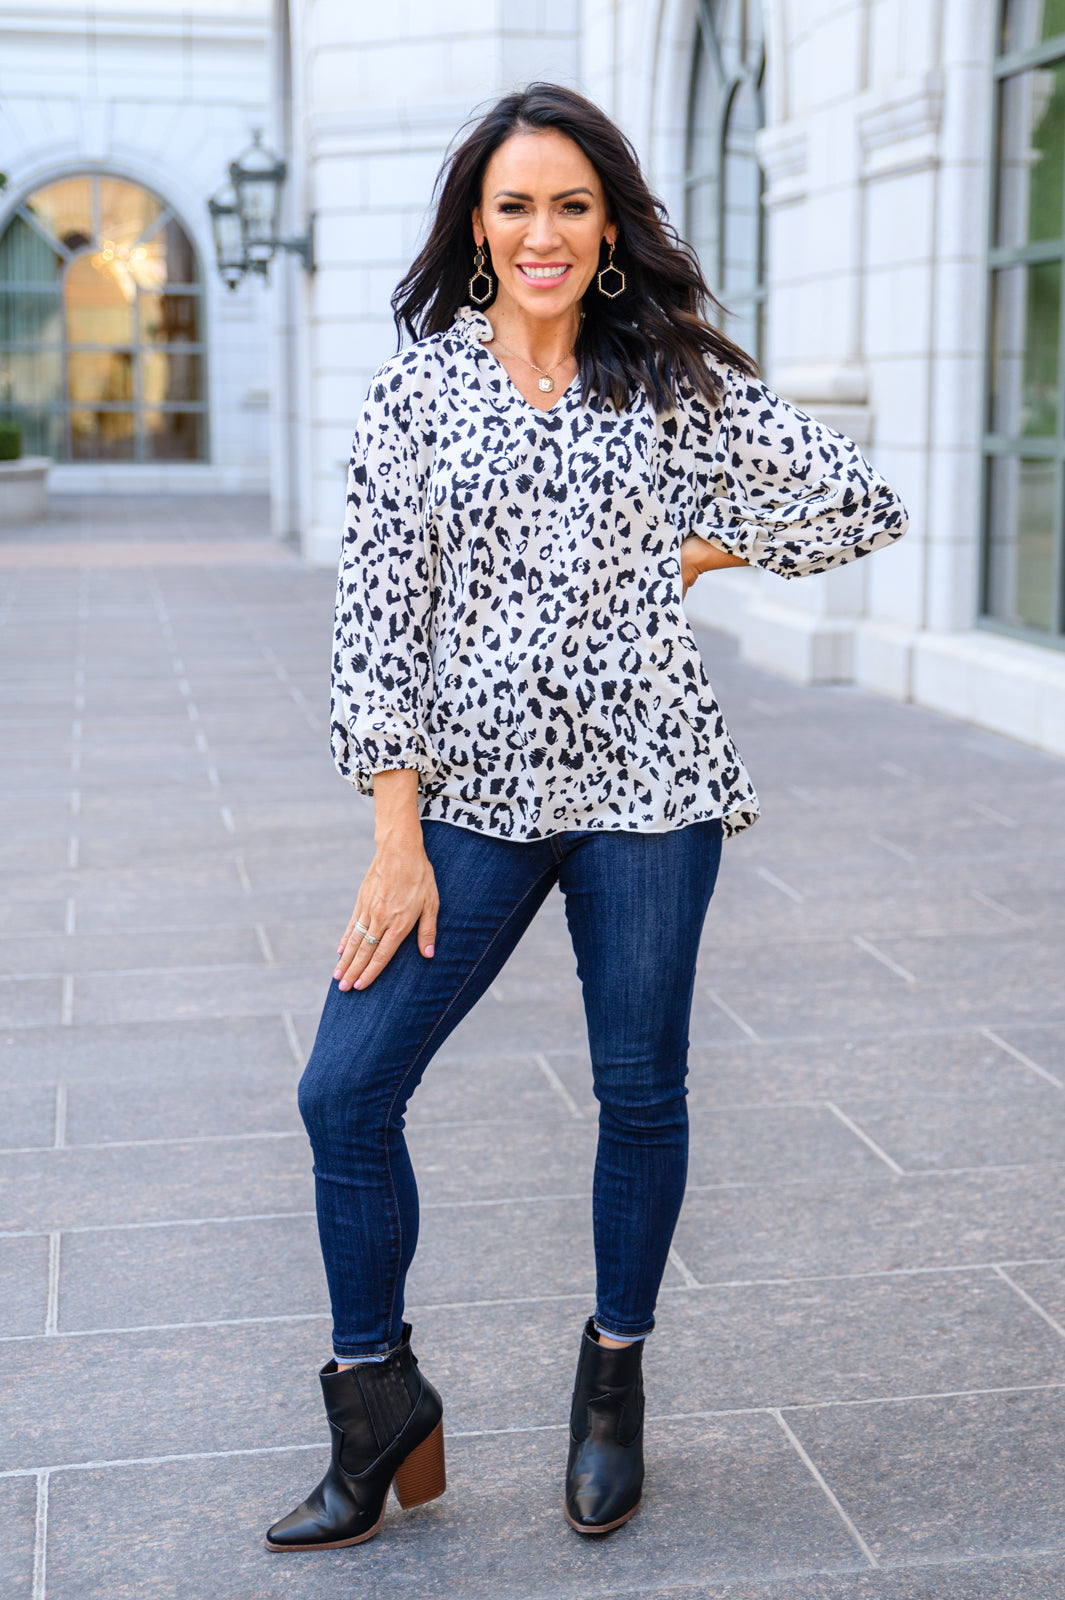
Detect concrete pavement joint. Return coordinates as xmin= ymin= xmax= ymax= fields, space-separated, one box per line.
xmin=823 ymin=1100 xmax=906 ymax=1175
xmin=44 ymin=1233 xmax=61 ymax=1336
xmin=970 ymin=888 xmax=1032 ymax=927
xmin=282 ymin=1009 xmax=304 ymax=1066
xmin=667 ymin=1245 xmax=701 ymax=1289
xmin=970 ymin=800 xmax=1019 ymax=829
xmin=754 ymin=865 xmax=804 ymax=903
xmin=32 ymin=1470 xmax=49 ymax=1600
xmin=705 ymin=988 xmax=761 ymax=1041
xmin=533 ymin=1052 xmax=584 ymax=1118
xmin=869 ymin=830 xmax=915 ymax=863
xmin=981 ymin=1025 xmax=1064 ymax=1089
xmin=52 ymin=1085 xmax=66 ymax=1149
xmin=851 ymin=934 xmax=917 ymax=984
xmin=992 ymin=1265 xmax=1065 ymax=1343
xmin=771 ymin=1408 xmax=879 ymax=1568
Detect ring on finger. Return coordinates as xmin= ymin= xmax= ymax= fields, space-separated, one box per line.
xmin=353 ymin=921 xmax=370 ymax=937
xmin=362 ymin=930 xmax=381 ymax=947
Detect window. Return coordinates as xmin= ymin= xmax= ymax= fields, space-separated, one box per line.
xmin=984 ymin=1 xmax=1065 ymax=641
xmin=685 ymin=0 xmax=766 ymax=363
xmin=0 ymin=174 xmax=206 ymax=462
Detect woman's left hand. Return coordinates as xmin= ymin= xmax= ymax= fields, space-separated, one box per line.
xmin=680 ymin=535 xmax=749 ymax=595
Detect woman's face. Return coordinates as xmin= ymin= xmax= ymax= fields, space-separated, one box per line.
xmin=472 ymin=128 xmax=615 ymax=323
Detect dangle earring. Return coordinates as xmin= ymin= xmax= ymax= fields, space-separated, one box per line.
xmin=597 ymin=238 xmax=626 ymax=299
xmin=469 ymin=243 xmax=495 ymax=306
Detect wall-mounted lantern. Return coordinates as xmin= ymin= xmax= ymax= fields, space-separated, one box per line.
xmin=206 ymin=183 xmax=246 ymax=290
xmin=207 ymin=131 xmax=314 ymax=289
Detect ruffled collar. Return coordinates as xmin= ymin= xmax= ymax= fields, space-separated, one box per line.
xmin=451 ymin=304 xmax=494 ymax=344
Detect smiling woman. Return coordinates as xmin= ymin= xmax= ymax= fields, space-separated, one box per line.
xmin=264 ymin=82 xmax=909 ymax=1559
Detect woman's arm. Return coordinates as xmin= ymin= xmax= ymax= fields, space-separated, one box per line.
xmin=331 ymin=362 xmax=437 ymax=796
xmin=681 ymin=367 xmax=908 ymax=577
xmin=331 ymin=359 xmax=440 ymax=992
xmin=334 ymin=770 xmax=439 ymax=992
xmin=680 ymin=535 xmax=748 ymax=596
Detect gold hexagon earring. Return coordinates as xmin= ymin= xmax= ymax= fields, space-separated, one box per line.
xmin=469 ymin=244 xmax=495 ymax=305
xmin=597 ymin=238 xmax=626 ymax=299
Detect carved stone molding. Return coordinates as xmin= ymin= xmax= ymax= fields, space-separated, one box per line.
xmin=756 ymin=118 xmax=809 ymax=209
xmin=858 ymin=71 xmax=944 ymax=182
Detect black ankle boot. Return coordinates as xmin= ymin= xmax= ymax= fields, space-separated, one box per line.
xmin=564 ymin=1318 xmax=644 ymax=1534
xmin=265 ymin=1324 xmax=445 ymax=1551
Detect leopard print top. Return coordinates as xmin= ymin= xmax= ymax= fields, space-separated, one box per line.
xmin=331 ymin=305 xmax=907 ymax=840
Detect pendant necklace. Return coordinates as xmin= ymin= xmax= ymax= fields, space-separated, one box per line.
xmin=489 ymin=318 xmax=582 ymax=393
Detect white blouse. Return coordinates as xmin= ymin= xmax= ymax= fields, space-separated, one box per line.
xmin=331 ymin=305 xmax=907 ymax=840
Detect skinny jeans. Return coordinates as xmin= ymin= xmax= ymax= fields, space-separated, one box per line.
xmin=298 ymin=816 xmax=723 ymax=1358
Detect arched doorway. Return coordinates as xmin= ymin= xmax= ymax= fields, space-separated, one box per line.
xmin=0 ymin=173 xmax=206 ymax=461
xmin=685 ymin=0 xmax=766 ymax=363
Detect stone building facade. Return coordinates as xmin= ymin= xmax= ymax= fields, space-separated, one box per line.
xmin=0 ymin=0 xmax=272 ymax=491
xmin=3 ymin=2 xmax=1064 ymax=758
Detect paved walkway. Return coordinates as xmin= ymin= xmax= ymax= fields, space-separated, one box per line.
xmin=4 ymin=495 xmax=1065 ymax=1600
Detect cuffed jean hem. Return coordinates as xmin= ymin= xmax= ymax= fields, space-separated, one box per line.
xmin=331 ymin=1336 xmax=402 ymax=1361
xmin=593 ymin=1315 xmax=655 ymax=1341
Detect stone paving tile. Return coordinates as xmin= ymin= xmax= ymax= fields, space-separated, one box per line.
xmin=0 ymin=1476 xmax=37 ymax=1600
xmin=826 ymin=1083 xmax=1065 ymax=1170
xmin=0 ymin=927 xmax=267 ymax=978
xmin=4 ymin=507 xmax=1065 ymax=1597
xmin=0 ymin=1234 xmax=51 ymax=1336
xmin=0 ymin=1014 xmax=296 ymax=1088
xmin=0 ymin=976 xmax=63 ymax=1029
xmin=67 ymin=961 xmax=325 ymax=1026
xmin=995 ymin=1260 xmax=1065 ymax=1328
xmin=0 ymin=1082 xmax=60 ymax=1148
xmin=37 ymin=1419 xmax=863 ymax=1600
xmin=0 ymin=1136 xmax=314 ymax=1232
xmin=684 ymin=1103 xmax=894 ymax=1186
xmin=785 ymin=1389 xmax=1065 ymax=1566
xmin=57 ymin=1214 xmax=326 ymax=1334
xmin=672 ymin=1166 xmax=1065 ymax=1283
xmin=676 ymin=1029 xmax=1053 ymax=1107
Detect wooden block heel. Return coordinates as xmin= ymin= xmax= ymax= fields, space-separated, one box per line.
xmin=393 ymin=1420 xmax=446 ymax=1508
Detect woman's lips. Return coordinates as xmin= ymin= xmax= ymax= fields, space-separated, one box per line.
xmin=516 ymin=263 xmax=572 ymax=285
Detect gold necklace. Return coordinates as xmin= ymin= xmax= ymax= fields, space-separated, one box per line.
xmin=488 ymin=325 xmax=580 ymax=393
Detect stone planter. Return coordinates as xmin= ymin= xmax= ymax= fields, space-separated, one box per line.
xmin=0 ymin=457 xmax=51 ymax=525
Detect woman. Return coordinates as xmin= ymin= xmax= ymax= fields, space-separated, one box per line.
xmin=266 ymin=83 xmax=907 ymax=1552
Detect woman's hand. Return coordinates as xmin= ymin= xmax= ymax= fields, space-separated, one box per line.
xmin=334 ymin=771 xmax=438 ymax=992
xmin=680 ymin=535 xmax=749 ymax=595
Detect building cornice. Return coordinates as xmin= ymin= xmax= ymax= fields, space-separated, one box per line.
xmin=0 ymin=5 xmax=268 ymax=45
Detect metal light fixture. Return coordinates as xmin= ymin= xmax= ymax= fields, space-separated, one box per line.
xmin=208 ymin=130 xmax=314 ymax=289
xmin=207 ymin=183 xmax=246 ymax=290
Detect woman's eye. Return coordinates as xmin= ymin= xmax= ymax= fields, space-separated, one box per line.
xmin=563 ymin=203 xmax=590 ymax=214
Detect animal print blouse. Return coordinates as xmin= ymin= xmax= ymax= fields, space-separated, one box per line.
xmin=331 ymin=305 xmax=907 ymax=840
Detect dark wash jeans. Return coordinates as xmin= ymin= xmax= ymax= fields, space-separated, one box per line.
xmin=299 ymin=816 xmax=723 ymax=1358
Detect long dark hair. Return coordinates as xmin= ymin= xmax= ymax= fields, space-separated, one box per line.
xmin=391 ymin=83 xmax=757 ymax=413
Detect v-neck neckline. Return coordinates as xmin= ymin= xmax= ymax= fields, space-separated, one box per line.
xmin=452 ymin=304 xmax=580 ymax=416
xmin=476 ymin=342 xmax=580 ymax=415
